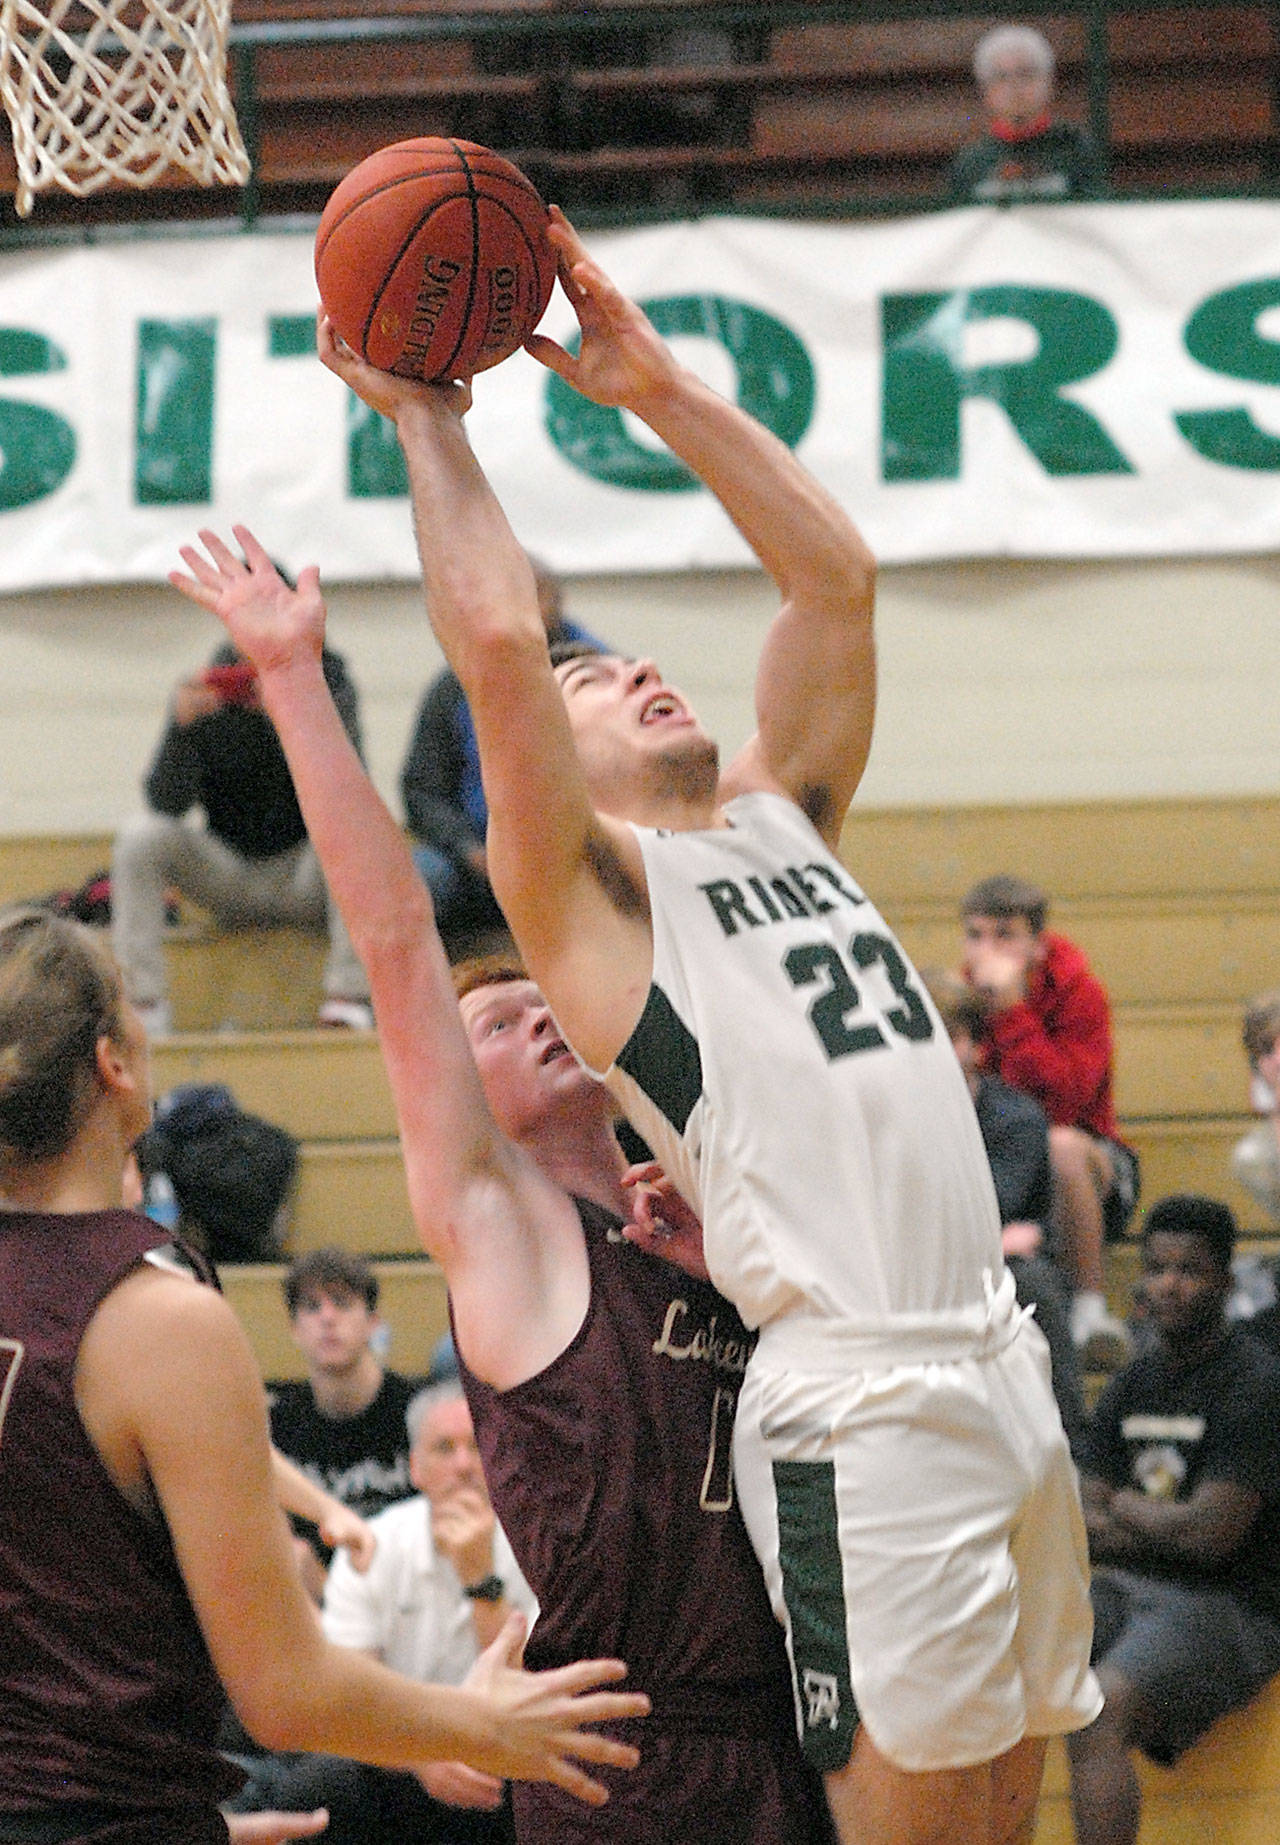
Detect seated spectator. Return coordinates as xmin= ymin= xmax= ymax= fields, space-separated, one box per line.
xmin=949 ymin=24 xmax=1105 ymax=205
xmin=961 ymin=873 xmax=1139 ymax=1371
xmin=1067 ymin=1194 xmax=1280 ymax=1845
xmin=924 ymin=969 xmax=1086 ymax=1456
xmin=269 ymin=1248 xmax=418 ymax=1596
xmin=1233 ymin=989 xmax=1280 ymax=1225
xmin=229 ymin=1383 xmax=536 ymax=1844
xmin=401 ymin=557 xmax=598 ymax=953
xmin=112 ymin=620 xmax=373 ymax=1036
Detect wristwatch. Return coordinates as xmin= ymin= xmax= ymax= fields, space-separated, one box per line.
xmin=463 ymin=1573 xmax=506 ymax=1602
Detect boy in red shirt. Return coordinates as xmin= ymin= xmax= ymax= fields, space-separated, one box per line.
xmin=961 ymin=874 xmax=1139 ymax=1370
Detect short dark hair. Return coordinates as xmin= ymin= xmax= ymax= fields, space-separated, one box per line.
xmin=1141 ymin=1194 xmax=1237 ymax=1275
xmin=548 ymin=638 xmax=607 ymax=670
xmin=1243 ymin=990 xmax=1280 ymax=1065
xmin=283 ymin=1246 xmax=378 ymax=1315
xmin=960 ymin=874 xmax=1049 ymax=935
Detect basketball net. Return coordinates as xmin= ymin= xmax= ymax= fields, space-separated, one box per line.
xmin=0 ymin=0 xmax=250 ymax=216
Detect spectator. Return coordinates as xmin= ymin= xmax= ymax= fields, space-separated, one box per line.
xmin=949 ymin=24 xmax=1105 ymax=205
xmin=269 ymin=1248 xmax=417 ymax=1593
xmin=923 ymin=969 xmax=1086 ymax=1456
xmin=961 ymin=872 xmax=1139 ymax=1370
xmin=1067 ymin=1194 xmax=1280 ymax=1845
xmin=401 ymin=557 xmax=597 ymax=952
xmin=112 ymin=629 xmax=373 ymax=1036
xmin=1232 ymin=989 xmax=1280 ymax=1226
xmin=230 ymin=1383 xmax=537 ymax=1844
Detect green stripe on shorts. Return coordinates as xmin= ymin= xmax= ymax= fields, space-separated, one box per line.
xmin=773 ymin=1457 xmax=859 ymax=1773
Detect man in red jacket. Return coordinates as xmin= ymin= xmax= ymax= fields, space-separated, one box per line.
xmin=961 ymin=874 xmax=1139 ymax=1371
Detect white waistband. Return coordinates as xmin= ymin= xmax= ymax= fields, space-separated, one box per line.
xmin=754 ymin=1267 xmax=1032 ymax=1371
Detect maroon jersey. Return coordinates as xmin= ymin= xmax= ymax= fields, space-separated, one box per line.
xmin=0 ymin=1208 xmax=242 ymax=1832
xmin=459 ymin=1200 xmax=834 ymax=1845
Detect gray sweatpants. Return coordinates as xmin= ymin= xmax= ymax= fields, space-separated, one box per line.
xmin=111 ymin=810 xmax=368 ymax=1006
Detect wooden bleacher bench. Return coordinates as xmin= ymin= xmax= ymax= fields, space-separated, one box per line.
xmin=1034 ymin=1673 xmax=1280 ymax=1843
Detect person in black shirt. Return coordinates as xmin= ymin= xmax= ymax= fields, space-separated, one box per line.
xmin=269 ymin=1248 xmax=417 ymax=1595
xmin=1068 ymin=1194 xmax=1280 ymax=1845
xmin=112 ymin=625 xmax=372 ymax=1035
xmin=950 ymin=24 xmax=1105 ymax=204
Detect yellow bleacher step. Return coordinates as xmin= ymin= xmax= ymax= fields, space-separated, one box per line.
xmin=842 ymin=795 xmax=1280 ymax=909
xmin=892 ymin=893 xmax=1280 ymax=1011
xmin=1036 ymin=1677 xmax=1280 ymax=1842
xmin=220 ymin=1257 xmax=449 ymax=1384
xmin=289 ymin=1139 xmax=415 ymax=1257
xmin=1122 ymin=1116 xmax=1266 ymax=1230
xmin=151 ymin=1030 xmax=397 ymax=1142
xmin=146 ymin=1004 xmax=1247 ymax=1146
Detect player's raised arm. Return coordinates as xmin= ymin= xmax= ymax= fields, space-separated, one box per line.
xmin=316 ymin=320 xmax=653 ymax=1070
xmin=169 ymin=529 xmax=589 ymax=1380
xmin=529 ymin=209 xmax=878 ymax=850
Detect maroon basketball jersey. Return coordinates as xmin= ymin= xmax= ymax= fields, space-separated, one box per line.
xmin=459 ymin=1200 xmax=834 ymax=1844
xmin=0 ymin=1208 xmax=242 ymax=1823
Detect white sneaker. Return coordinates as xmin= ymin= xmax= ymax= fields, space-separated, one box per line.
xmin=1071 ymin=1292 xmax=1133 ymax=1372
xmin=317 ymin=997 xmax=375 ymax=1031
xmin=133 ymin=998 xmax=173 ymax=1039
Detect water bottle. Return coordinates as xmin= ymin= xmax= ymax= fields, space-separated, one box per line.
xmin=144 ymin=1171 xmax=180 ymax=1232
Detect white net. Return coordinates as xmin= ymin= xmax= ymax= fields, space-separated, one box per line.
xmin=0 ymin=0 xmax=250 ymax=216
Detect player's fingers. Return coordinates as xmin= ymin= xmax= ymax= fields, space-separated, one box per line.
xmin=195 ymin=527 xmax=247 ymax=576
xmin=544 ymin=1760 xmax=612 ymax=1807
xmin=168 ymin=568 xmax=218 ymax=612
xmin=524 ymin=333 xmax=574 ymax=379
xmin=230 ymin=524 xmax=274 ymax=574
xmin=620 ymin=1161 xmax=663 ymax=1189
xmin=176 ymin=542 xmax=226 ymax=590
xmin=557 ymin=1728 xmax=643 ymax=1768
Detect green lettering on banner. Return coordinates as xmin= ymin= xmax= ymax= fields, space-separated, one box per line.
xmin=266 ymin=313 xmax=407 ymax=498
xmin=881 ymin=286 xmax=1133 ymax=480
xmin=135 ymin=319 xmax=216 ymax=504
xmin=1177 ymin=280 xmax=1280 ymax=469
xmin=0 ymin=329 xmax=75 ymax=511
xmin=347 ymin=397 xmax=409 ymax=498
xmin=545 ymin=296 xmax=814 ymax=490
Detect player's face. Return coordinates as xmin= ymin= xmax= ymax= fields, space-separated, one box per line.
xmin=1140 ymin=1231 xmax=1229 ymax=1343
xmin=553 ymin=653 xmax=718 ymax=810
xmin=460 ymin=978 xmax=598 ymax=1139
xmin=291 ymin=1286 xmax=378 ymax=1375
xmin=412 ymin=1395 xmax=487 ymax=1506
xmin=982 ymin=57 xmax=1052 ymax=128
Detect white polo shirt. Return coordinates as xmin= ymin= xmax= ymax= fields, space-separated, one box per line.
xmin=321 ymin=1494 xmax=537 ymax=1684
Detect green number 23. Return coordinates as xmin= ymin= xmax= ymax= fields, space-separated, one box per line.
xmin=783 ymin=932 xmax=933 ymax=1062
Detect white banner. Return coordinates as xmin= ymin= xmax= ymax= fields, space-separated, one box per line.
xmin=6 ymin=198 xmax=1280 ymax=589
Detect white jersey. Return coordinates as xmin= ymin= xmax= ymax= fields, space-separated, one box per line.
xmin=603 ymin=791 xmax=1003 ymax=1333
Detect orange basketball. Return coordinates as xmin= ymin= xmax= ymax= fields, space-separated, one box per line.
xmin=315 ymin=138 xmax=556 ymax=383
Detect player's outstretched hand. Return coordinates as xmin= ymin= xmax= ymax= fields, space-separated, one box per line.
xmin=448 ymin=1612 xmax=647 ymax=1805
xmin=316 ymin=310 xmax=471 ymax=425
xmin=171 ymin=525 xmax=325 ymax=679
xmin=525 ymin=206 xmax=679 ymax=415
xmin=621 ymin=1161 xmax=711 ymax=1281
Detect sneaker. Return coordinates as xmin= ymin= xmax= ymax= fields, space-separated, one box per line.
xmin=317 ymin=997 xmax=375 ymax=1031
xmin=133 ymin=998 xmax=173 ymax=1039
xmin=1071 ymin=1292 xmax=1133 ymax=1372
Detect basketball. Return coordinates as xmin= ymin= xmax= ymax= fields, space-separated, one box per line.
xmin=314 ymin=137 xmax=557 ymax=383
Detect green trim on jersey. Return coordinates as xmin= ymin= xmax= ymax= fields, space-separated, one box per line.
xmin=774 ymin=1458 xmax=860 ymax=1772
xmin=615 ymin=982 xmax=703 ymax=1134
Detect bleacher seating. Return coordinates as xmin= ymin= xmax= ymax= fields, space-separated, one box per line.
xmin=1034 ymin=1674 xmax=1280 ymax=1842
xmin=4 ymin=793 xmax=1277 ymax=1362
xmin=0 ymin=3 xmax=1275 ymax=227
